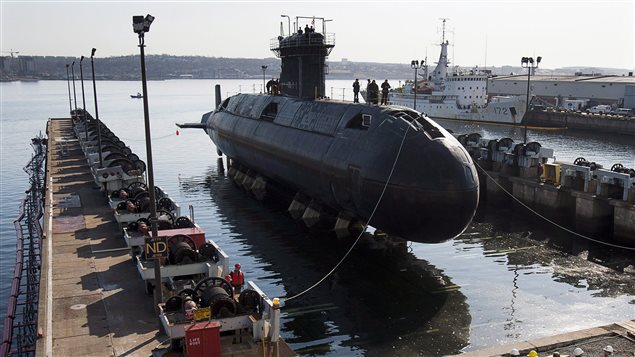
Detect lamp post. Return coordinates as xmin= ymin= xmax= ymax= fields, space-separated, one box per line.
xmin=261 ymin=65 xmax=267 ymax=94
xmin=521 ymin=56 xmax=541 ymax=144
xmin=133 ymin=14 xmax=162 ymax=309
xmin=71 ymin=61 xmax=78 ymax=116
xmin=79 ymin=56 xmax=88 ymax=141
xmin=90 ymin=48 xmax=103 ymax=169
xmin=411 ymin=60 xmax=424 ymax=111
xmin=65 ymin=64 xmax=72 ymax=114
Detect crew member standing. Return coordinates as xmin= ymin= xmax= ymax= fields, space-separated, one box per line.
xmin=380 ymin=80 xmax=391 ymax=105
xmin=230 ymin=263 xmax=245 ymax=293
xmin=369 ymin=80 xmax=379 ymax=104
xmin=352 ymin=79 xmax=360 ymax=103
xmin=266 ymin=79 xmax=275 ymax=94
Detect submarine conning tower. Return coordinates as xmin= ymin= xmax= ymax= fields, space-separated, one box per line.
xmin=270 ymin=16 xmax=335 ymax=99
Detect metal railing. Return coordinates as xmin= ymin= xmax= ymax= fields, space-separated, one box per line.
xmin=1 ymin=135 xmax=46 ymax=357
xmin=270 ymin=33 xmax=335 ymax=57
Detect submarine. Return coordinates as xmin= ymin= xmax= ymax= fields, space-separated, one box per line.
xmin=180 ymin=16 xmax=479 ymax=243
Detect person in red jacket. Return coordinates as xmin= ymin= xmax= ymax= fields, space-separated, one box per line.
xmin=229 ymin=263 xmax=244 ymax=293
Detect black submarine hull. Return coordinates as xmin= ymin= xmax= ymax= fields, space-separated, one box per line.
xmin=203 ymin=93 xmax=479 ymax=243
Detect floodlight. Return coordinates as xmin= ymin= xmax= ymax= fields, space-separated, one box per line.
xmin=133 ymin=15 xmax=145 ymax=34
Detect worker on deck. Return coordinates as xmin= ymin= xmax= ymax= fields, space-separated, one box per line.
xmin=369 ymin=80 xmax=379 ymax=104
xmin=266 ymin=79 xmax=275 ymax=94
xmin=603 ymin=345 xmax=614 ymax=356
xmin=510 ymin=348 xmax=520 ymax=356
xmin=230 ymin=263 xmax=245 ymax=293
xmin=271 ymin=79 xmax=279 ymax=95
xmin=527 ymin=350 xmax=538 ymax=357
xmin=380 ymin=80 xmax=391 ymax=105
xmin=352 ymin=79 xmax=360 ymax=103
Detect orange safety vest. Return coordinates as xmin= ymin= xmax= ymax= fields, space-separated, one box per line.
xmin=230 ymin=270 xmax=244 ymax=286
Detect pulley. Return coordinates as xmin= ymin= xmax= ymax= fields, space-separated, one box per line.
xmin=158 ymin=197 xmax=176 ymax=211
xmin=238 ymin=289 xmax=261 ymax=314
xmin=512 ymin=143 xmax=524 ymax=155
xmin=178 ymin=288 xmax=200 ymax=305
xmin=523 ymin=142 xmax=541 ymax=155
xmin=198 ymin=242 xmax=218 ymax=262
xmin=108 ymin=158 xmax=139 ymax=175
xmin=175 ymin=216 xmax=194 ymax=229
xmin=164 ymin=295 xmax=183 ymax=312
xmin=611 ymin=163 xmax=635 ymax=177
xmin=167 ymin=234 xmax=197 ymax=265
xmin=573 ymin=157 xmax=601 ymax=170
xmin=127 ymin=182 xmax=148 ymax=197
xmin=157 ymin=209 xmax=175 ymax=228
xmin=466 ymin=132 xmax=482 ymax=145
xmin=496 ymin=138 xmax=514 ymax=151
xmin=194 ymin=277 xmax=235 ymax=313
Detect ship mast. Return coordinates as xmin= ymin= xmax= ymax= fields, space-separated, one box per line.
xmin=431 ymin=18 xmax=450 ymax=85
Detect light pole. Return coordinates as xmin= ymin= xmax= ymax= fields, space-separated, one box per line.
xmin=521 ymin=56 xmax=541 ymax=144
xmin=90 ymin=48 xmax=103 ymax=169
xmin=71 ymin=61 xmax=78 ymax=116
xmin=411 ymin=60 xmax=424 ymax=111
xmin=261 ymin=65 xmax=267 ymax=94
xmin=79 ymin=56 xmax=88 ymax=141
xmin=65 ymin=64 xmax=72 ymax=114
xmin=133 ymin=14 xmax=162 ymax=309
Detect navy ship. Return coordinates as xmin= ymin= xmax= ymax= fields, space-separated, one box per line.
xmin=180 ymin=17 xmax=479 ymax=243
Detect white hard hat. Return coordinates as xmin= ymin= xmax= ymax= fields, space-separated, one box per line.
xmin=573 ymin=347 xmax=584 ymax=356
xmin=603 ymin=345 xmax=614 ymax=353
xmin=510 ymin=349 xmax=520 ymax=356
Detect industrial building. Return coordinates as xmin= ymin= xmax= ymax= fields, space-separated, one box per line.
xmin=488 ymin=74 xmax=635 ymax=109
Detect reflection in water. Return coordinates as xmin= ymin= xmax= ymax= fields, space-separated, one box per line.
xmin=177 ymin=155 xmax=634 ymax=355
xmin=178 ymin=158 xmax=471 ymax=356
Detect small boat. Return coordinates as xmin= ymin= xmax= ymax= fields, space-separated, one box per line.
xmin=130 ymin=92 xmax=143 ymax=99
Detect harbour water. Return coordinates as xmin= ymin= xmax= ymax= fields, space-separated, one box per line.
xmin=1 ymin=79 xmax=634 ymax=355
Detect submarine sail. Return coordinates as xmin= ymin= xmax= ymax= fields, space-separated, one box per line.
xmin=186 ymin=16 xmax=479 ymax=243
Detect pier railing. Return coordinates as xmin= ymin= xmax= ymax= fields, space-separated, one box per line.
xmin=1 ymin=135 xmax=46 ymax=357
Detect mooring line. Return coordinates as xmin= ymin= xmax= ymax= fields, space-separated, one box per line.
xmin=283 ymin=117 xmax=415 ymax=303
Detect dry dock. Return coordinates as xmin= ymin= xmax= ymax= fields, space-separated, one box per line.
xmin=36 ymin=117 xmax=295 ymax=356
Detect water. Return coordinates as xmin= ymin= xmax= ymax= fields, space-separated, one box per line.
xmin=1 ymin=79 xmax=634 ymax=355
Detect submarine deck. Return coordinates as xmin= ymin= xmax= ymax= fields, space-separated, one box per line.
xmin=36 ymin=117 xmax=295 ymax=356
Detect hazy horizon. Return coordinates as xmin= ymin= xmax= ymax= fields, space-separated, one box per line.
xmin=2 ymin=1 xmax=634 ymax=70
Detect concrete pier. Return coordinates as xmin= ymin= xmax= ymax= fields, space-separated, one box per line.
xmin=36 ymin=117 xmax=296 ymax=357
xmin=478 ymin=168 xmax=634 ymax=246
xmin=611 ymin=200 xmax=635 ymax=242
xmin=526 ymin=109 xmax=635 ymax=135
xmin=453 ymin=320 xmax=635 ymax=357
xmin=37 ymin=118 xmax=160 ymax=356
xmin=572 ymin=192 xmax=615 ymax=235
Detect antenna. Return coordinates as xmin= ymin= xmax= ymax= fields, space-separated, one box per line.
xmin=484 ymin=35 xmax=488 ymax=71
xmin=438 ymin=18 xmax=449 ymax=43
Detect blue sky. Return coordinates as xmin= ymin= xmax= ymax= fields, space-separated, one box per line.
xmin=1 ymin=0 xmax=633 ymax=69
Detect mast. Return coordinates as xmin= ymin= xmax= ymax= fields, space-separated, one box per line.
xmin=431 ymin=18 xmax=450 ymax=85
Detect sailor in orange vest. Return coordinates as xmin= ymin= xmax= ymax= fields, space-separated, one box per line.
xmin=229 ymin=263 xmax=245 ymax=293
